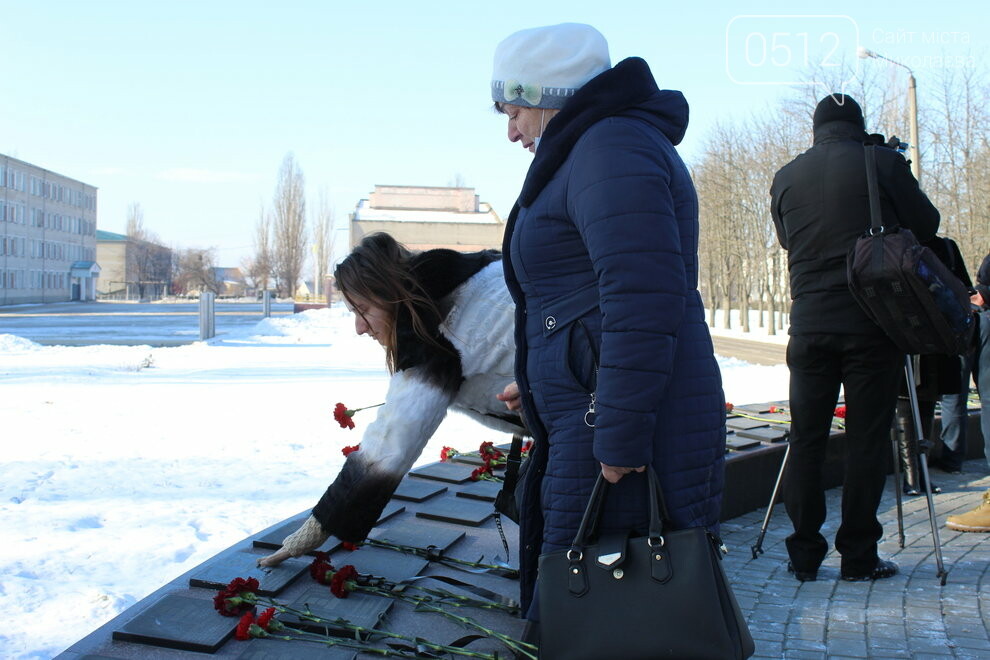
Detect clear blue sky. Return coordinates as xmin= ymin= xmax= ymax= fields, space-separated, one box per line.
xmin=1 ymin=1 xmax=984 ymax=267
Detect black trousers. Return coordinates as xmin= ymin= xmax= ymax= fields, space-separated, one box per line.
xmin=784 ymin=333 xmax=903 ymax=576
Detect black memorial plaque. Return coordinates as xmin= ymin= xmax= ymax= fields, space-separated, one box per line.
xmin=334 ymin=545 xmax=429 ymax=581
xmin=725 ymin=416 xmax=770 ymax=431
xmin=369 ymin=521 xmax=465 ymax=555
xmin=393 ymin=479 xmax=447 ymax=502
xmin=450 ymin=453 xmax=487 ymax=466
xmin=279 ymin=586 xmax=392 ymax=636
xmin=736 ymin=426 xmax=789 ymax=443
xmin=189 ymin=551 xmax=308 ymax=596
xmin=112 ymin=594 xmax=235 ymax=652
xmin=416 ymin=497 xmax=494 ymax=527
xmin=455 ymin=479 xmax=502 ymax=502
xmin=253 ymin=516 xmax=343 ymax=553
xmin=409 ymin=462 xmax=477 ymax=484
xmin=726 ymin=436 xmax=761 ymax=451
xmin=237 ymin=637 xmax=356 ymax=659
xmin=732 ymin=404 xmax=770 ymax=414
xmin=376 ymin=500 xmax=405 ymax=524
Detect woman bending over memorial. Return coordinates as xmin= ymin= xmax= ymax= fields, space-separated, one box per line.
xmin=259 ymin=232 xmax=521 ymax=566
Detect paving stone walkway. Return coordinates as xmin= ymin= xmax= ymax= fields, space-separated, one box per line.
xmin=720 ymin=463 xmax=990 ymax=659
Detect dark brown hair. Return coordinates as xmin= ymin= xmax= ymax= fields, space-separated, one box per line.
xmin=334 ymin=232 xmax=452 ymax=373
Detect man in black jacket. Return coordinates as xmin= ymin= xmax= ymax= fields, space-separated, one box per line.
xmin=770 ymin=94 xmax=940 ymax=581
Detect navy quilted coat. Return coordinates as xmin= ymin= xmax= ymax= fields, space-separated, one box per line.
xmin=502 ymin=57 xmax=726 ymax=614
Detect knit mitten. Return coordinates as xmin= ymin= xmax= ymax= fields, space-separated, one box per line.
xmin=279 ymin=515 xmax=330 ymax=556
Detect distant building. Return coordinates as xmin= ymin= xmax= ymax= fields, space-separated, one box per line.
xmin=211 ymin=267 xmax=247 ymax=298
xmin=349 ymin=185 xmax=504 ymax=252
xmin=96 ymin=230 xmax=172 ymax=300
xmin=0 ymin=154 xmax=99 ymax=304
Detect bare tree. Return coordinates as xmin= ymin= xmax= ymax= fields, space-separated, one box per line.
xmin=272 ymin=153 xmax=307 ymax=298
xmin=125 ymin=202 xmax=171 ymax=300
xmin=923 ymin=65 xmax=990 ymax=270
xmin=244 ymin=204 xmax=273 ymax=295
xmin=173 ymin=247 xmax=220 ymax=295
xmin=312 ymin=187 xmax=335 ymax=300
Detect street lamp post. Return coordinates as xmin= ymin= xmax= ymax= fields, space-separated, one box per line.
xmin=858 ymin=47 xmax=921 ymax=184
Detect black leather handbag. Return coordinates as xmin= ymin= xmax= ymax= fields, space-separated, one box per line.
xmin=538 ymin=468 xmax=754 ymax=659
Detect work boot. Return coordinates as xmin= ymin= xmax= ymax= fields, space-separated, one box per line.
xmin=946 ymin=490 xmax=990 ymax=532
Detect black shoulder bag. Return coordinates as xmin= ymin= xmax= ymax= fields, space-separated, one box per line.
xmin=846 ymin=143 xmax=974 ymax=355
xmin=538 ymin=467 xmax=755 ymax=659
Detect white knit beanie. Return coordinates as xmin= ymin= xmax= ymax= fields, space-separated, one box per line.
xmin=491 ymin=23 xmax=611 ymax=109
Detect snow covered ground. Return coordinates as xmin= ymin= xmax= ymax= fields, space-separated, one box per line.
xmin=0 ymin=305 xmax=790 ymax=659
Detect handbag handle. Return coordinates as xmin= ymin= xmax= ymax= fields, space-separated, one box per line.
xmin=566 ymin=467 xmax=670 ymax=560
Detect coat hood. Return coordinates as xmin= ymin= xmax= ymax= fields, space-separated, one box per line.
xmin=517 ymin=57 xmax=688 ymax=207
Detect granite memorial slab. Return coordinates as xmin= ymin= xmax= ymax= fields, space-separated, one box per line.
xmin=736 ymin=426 xmax=790 ymax=443
xmin=253 ymin=516 xmax=344 ymax=553
xmin=392 ymin=479 xmax=448 ymax=502
xmin=732 ymin=404 xmax=770 ymax=414
xmin=376 ymin=500 xmax=405 ymax=525
xmin=416 ymin=497 xmax=494 ymax=527
xmin=236 ymin=637 xmax=357 ymax=659
xmin=455 ymin=479 xmax=502 ymax=502
xmin=278 ymin=586 xmax=392 ymax=637
xmin=189 ymin=551 xmax=308 ymax=596
xmin=725 ymin=436 xmax=762 ymax=451
xmin=725 ymin=416 xmax=770 ymax=431
xmin=450 ymin=453 xmax=488 ymax=466
xmin=333 ymin=545 xmax=429 ymax=582
xmin=111 ymin=594 xmax=236 ymax=652
xmin=368 ymin=521 xmax=465 ymax=555
xmin=408 ymin=462 xmax=477 ymax=484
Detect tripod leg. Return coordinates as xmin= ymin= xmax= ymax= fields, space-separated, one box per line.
xmin=891 ymin=423 xmax=905 ymax=548
xmin=752 ymin=443 xmax=790 ymax=559
xmin=904 ymin=356 xmax=949 ymax=584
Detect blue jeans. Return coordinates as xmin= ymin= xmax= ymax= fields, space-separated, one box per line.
xmin=939 ymin=311 xmax=990 ymax=470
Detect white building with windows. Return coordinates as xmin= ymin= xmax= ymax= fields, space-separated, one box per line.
xmin=0 ymin=154 xmax=99 ymax=304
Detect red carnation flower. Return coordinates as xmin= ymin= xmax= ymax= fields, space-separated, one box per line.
xmin=341 ymin=541 xmax=359 ymax=551
xmin=834 ymin=405 xmax=847 ymax=419
xmin=521 ymin=439 xmax=533 ymax=455
xmin=213 ymin=577 xmax=260 ymax=616
xmin=309 ymin=552 xmax=334 ymax=585
xmin=342 ymin=444 xmax=360 ymax=456
xmin=470 ymin=464 xmax=494 ymax=481
xmin=725 ymin=402 xmax=734 ymax=412
xmin=330 ymin=564 xmax=359 ymax=598
xmin=768 ymin=405 xmax=779 ymax=413
xmin=334 ymin=403 xmax=355 ymax=430
xmin=440 ymin=446 xmax=458 ymax=462
xmin=479 ymin=441 xmax=504 ymax=463
xmin=256 ymin=607 xmax=278 ymax=632
xmin=235 ymin=612 xmax=254 ymax=641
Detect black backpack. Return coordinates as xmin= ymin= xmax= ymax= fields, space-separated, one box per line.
xmin=846 ymin=143 xmax=974 ymax=355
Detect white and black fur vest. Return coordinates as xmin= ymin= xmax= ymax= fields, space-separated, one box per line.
xmin=312 ymin=251 xmax=519 ymax=541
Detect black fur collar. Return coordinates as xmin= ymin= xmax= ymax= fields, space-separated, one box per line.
xmin=394 ymin=249 xmax=501 ymax=393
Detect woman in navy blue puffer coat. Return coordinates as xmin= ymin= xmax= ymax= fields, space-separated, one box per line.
xmin=491 ymin=24 xmax=726 ymax=617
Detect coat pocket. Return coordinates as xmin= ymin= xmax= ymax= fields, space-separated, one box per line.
xmin=565 ymin=317 xmax=601 ymax=394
